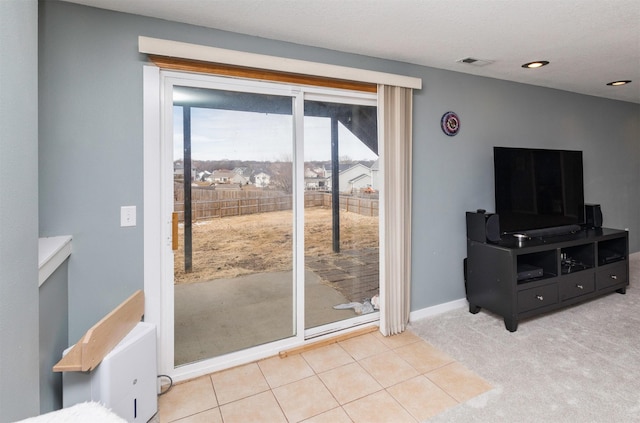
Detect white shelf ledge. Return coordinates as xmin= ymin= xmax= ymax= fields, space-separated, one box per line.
xmin=39 ymin=235 xmax=72 ymax=287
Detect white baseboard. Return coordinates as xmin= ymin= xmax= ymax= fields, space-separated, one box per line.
xmin=409 ymin=298 xmax=467 ymax=323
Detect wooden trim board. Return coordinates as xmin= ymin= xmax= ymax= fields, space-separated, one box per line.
xmin=53 ymin=290 xmax=145 ymax=372
xmin=148 ymin=55 xmax=378 ymax=93
xmin=278 ymin=325 xmax=378 ymax=358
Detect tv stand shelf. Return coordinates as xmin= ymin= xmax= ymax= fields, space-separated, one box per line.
xmin=465 ymin=227 xmax=629 ymax=332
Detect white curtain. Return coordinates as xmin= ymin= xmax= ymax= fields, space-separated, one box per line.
xmin=378 ymin=85 xmax=413 ymax=336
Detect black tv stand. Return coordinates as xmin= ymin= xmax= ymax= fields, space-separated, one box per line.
xmin=465 ymin=227 xmax=629 ymax=332
xmin=523 ymin=224 xmax=582 ymax=238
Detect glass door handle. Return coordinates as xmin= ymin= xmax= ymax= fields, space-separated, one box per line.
xmin=172 ymin=212 xmax=179 ymax=251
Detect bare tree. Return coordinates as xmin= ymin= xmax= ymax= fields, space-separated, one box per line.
xmin=269 ymin=158 xmax=293 ymax=194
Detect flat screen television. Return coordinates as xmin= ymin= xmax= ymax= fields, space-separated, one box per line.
xmin=494 ymin=146 xmax=585 ymax=235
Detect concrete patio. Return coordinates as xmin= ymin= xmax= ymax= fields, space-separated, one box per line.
xmin=175 ymin=269 xmax=357 ymax=365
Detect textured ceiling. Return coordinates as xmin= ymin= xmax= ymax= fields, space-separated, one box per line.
xmin=64 ymin=0 xmax=640 ymax=104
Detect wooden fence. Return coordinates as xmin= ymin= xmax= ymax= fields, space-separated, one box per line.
xmin=304 ymin=192 xmax=379 ymax=217
xmin=174 ymin=188 xmax=378 ymax=221
xmin=174 ymin=184 xmax=283 ymax=202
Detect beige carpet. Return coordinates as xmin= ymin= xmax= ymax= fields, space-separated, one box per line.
xmin=411 ymin=252 xmax=640 ymax=422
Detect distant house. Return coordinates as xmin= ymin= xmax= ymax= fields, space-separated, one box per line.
xmin=304 ymin=177 xmax=328 ymax=191
xmin=327 ymin=162 xmax=376 ymax=193
xmin=174 ymin=162 xmax=196 ymax=181
xmin=197 ymin=170 xmax=212 ymax=182
xmin=323 ymin=164 xmax=332 ymax=179
xmin=347 ymin=173 xmax=371 ymax=192
xmin=370 ymin=159 xmax=380 ymax=190
xmin=304 ymin=166 xmax=329 ymax=191
xmin=230 ymin=173 xmax=250 ymax=185
xmin=211 ymin=169 xmax=236 ymax=184
xmin=253 ymin=171 xmax=271 ymax=188
xmin=305 ymin=167 xmax=319 ymax=178
xmin=233 ymin=167 xmax=250 ymax=176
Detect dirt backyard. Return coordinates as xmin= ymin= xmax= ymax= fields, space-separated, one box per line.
xmin=174 ymin=207 xmax=379 ymax=284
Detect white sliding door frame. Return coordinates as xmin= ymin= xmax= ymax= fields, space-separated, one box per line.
xmin=145 ymin=68 xmax=381 ymax=382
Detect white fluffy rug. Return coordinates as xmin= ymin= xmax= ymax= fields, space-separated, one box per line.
xmin=16 ymin=402 xmax=126 ymax=423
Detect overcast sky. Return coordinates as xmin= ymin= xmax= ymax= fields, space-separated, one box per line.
xmin=173 ymin=107 xmax=378 ymax=163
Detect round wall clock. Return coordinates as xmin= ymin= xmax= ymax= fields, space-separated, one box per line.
xmin=441 ymin=111 xmax=460 ymax=136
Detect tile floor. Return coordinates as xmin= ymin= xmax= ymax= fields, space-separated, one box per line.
xmin=158 ymin=330 xmax=492 ymax=422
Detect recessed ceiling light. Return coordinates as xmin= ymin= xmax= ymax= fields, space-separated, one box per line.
xmin=522 ymin=61 xmax=550 ymax=69
xmin=606 ymin=80 xmax=632 ymax=86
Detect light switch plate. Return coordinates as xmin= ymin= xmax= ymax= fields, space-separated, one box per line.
xmin=120 ymin=206 xmax=136 ymax=227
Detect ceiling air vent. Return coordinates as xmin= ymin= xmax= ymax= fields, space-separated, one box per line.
xmin=457 ymin=57 xmax=494 ymax=66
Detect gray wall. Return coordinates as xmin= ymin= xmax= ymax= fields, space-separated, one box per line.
xmin=411 ymin=69 xmax=640 ymax=307
xmin=38 ymin=2 xmax=639 ymax=341
xmin=0 ymin=1 xmax=40 ymax=421
xmin=39 ymin=261 xmax=69 ymax=414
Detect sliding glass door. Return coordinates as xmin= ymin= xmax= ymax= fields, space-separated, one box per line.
xmin=171 ymin=84 xmax=295 ymax=366
xmin=160 ymin=72 xmax=379 ymax=374
xmin=303 ymin=97 xmax=380 ymax=334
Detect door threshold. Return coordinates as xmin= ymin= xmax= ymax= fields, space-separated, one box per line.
xmin=281 ymin=324 xmax=378 ymax=358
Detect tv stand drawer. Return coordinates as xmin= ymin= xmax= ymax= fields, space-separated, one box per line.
xmin=559 ymin=272 xmax=595 ymax=300
xmin=518 ymin=283 xmax=558 ymax=313
xmin=596 ymin=261 xmax=628 ymax=290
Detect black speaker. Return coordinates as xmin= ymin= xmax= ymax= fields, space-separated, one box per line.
xmin=466 ymin=210 xmax=501 ymax=243
xmin=584 ymin=204 xmax=603 ymax=228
